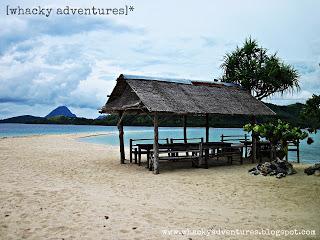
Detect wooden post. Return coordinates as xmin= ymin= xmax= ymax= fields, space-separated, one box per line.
xmin=153 ymin=113 xmax=159 ymax=174
xmin=117 ymin=111 xmax=125 ymax=164
xmin=129 ymin=139 xmax=133 ymax=163
xmin=138 ymin=147 xmax=141 ymax=165
xmin=146 ymin=149 xmax=151 ymax=170
xmin=183 ymin=115 xmax=189 ymax=157
xmin=134 ymin=148 xmax=138 ymax=163
xmin=251 ymin=116 xmax=257 ymax=163
xmin=240 ymin=147 xmax=244 ymax=165
xmin=244 ymin=134 xmax=248 ymax=158
xmin=183 ymin=115 xmax=187 ymax=143
xmin=205 ymin=114 xmax=209 ymax=142
xmin=297 ymin=139 xmax=300 ymax=163
xmin=204 ymin=114 xmax=209 ymax=168
xmin=198 ymin=141 xmax=203 ymax=167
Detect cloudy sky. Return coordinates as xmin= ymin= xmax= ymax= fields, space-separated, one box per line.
xmin=0 ymin=0 xmax=319 ymax=119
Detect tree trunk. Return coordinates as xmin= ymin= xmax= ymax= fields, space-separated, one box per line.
xmin=270 ymin=144 xmax=276 ymax=161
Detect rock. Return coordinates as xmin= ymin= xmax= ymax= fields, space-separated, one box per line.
xmin=314 ymin=170 xmax=320 ymax=176
xmin=304 ymin=168 xmax=315 ymax=175
xmin=276 ymin=173 xmax=286 ymax=179
xmin=249 ymin=158 xmax=297 ymax=178
xmin=269 ymin=171 xmax=277 ymax=176
xmin=304 ymin=163 xmax=320 ymax=175
xmin=250 ymin=170 xmax=260 ymax=175
xmin=287 ymin=167 xmax=296 ymax=175
xmin=260 ymin=162 xmax=273 ymax=175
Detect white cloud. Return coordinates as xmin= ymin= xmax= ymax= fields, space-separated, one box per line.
xmin=0 ymin=0 xmax=319 ymax=118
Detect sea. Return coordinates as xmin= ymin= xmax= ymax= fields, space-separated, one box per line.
xmin=0 ymin=123 xmax=319 ymax=164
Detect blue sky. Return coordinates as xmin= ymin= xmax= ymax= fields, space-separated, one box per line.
xmin=0 ymin=0 xmax=319 ymax=118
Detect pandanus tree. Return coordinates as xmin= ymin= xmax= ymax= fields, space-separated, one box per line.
xmin=301 ymin=94 xmax=320 ymax=133
xmin=221 ymin=37 xmax=300 ymax=100
xmin=244 ymin=120 xmax=309 ymax=160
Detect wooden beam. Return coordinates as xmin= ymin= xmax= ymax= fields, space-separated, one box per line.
xmin=205 ymin=113 xmax=209 ymax=142
xmin=117 ymin=111 xmax=125 ymax=164
xmin=183 ymin=115 xmax=187 ymax=143
xmin=153 ymin=113 xmax=159 ymax=174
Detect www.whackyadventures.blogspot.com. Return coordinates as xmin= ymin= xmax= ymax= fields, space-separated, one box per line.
xmin=5 ymin=5 xmax=135 ymax=17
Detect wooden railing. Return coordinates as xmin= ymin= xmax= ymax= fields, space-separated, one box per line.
xmin=221 ymin=134 xmax=248 ymax=143
xmin=129 ymin=138 xmax=169 ymax=163
xmin=286 ymin=140 xmax=300 ymax=163
xmin=170 ymin=137 xmax=204 ymax=143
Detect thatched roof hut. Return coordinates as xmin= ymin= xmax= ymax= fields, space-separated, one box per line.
xmin=100 ymin=74 xmax=275 ymax=116
xmin=100 ymin=74 xmax=275 ymax=174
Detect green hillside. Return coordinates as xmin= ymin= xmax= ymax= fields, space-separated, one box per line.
xmin=97 ymin=102 xmax=309 ymax=128
xmin=0 ymin=102 xmax=314 ymax=128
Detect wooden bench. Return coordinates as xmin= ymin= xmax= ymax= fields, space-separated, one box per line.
xmin=148 ymin=141 xmax=244 ymax=171
xmin=148 ymin=142 xmax=204 ymax=170
xmin=221 ymin=134 xmax=249 ymax=158
xmin=215 ymin=144 xmax=244 ymax=164
xmin=130 ymin=137 xmax=204 ymax=164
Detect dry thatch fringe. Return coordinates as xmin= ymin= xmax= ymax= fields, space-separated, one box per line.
xmin=101 ymin=74 xmax=276 ymax=116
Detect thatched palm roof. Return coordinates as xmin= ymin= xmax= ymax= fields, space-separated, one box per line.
xmin=100 ymin=74 xmax=275 ymax=116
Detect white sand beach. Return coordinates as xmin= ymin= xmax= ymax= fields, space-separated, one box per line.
xmin=0 ymin=134 xmax=319 ymax=239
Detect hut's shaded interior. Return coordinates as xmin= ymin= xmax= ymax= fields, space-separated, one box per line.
xmin=100 ymin=74 xmax=276 ymax=174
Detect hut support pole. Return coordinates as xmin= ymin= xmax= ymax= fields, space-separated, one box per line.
xmin=204 ymin=114 xmax=209 ymax=168
xmin=205 ymin=114 xmax=209 ymax=142
xmin=153 ymin=113 xmax=159 ymax=174
xmin=183 ymin=115 xmax=187 ymax=143
xmin=183 ymin=115 xmax=189 ymax=157
xmin=251 ymin=116 xmax=257 ymax=163
xmin=117 ymin=111 xmax=125 ymax=164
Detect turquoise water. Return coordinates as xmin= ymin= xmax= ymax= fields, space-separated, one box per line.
xmin=1 ymin=123 xmax=319 ymax=164
xmin=82 ymin=127 xmax=247 ymax=145
xmin=0 ymin=123 xmax=111 ymax=137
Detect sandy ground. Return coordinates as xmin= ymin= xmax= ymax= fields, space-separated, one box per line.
xmin=0 ymin=133 xmax=319 ymax=240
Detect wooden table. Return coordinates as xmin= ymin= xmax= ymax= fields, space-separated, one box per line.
xmin=135 ymin=142 xmax=238 ymax=168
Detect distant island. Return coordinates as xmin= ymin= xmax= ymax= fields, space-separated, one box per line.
xmin=46 ymin=106 xmax=77 ymax=118
xmin=0 ymin=103 xmax=311 ymax=128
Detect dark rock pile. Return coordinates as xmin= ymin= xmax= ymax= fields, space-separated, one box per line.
xmin=249 ymin=158 xmax=297 ymax=179
xmin=304 ymin=163 xmax=320 ymax=176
